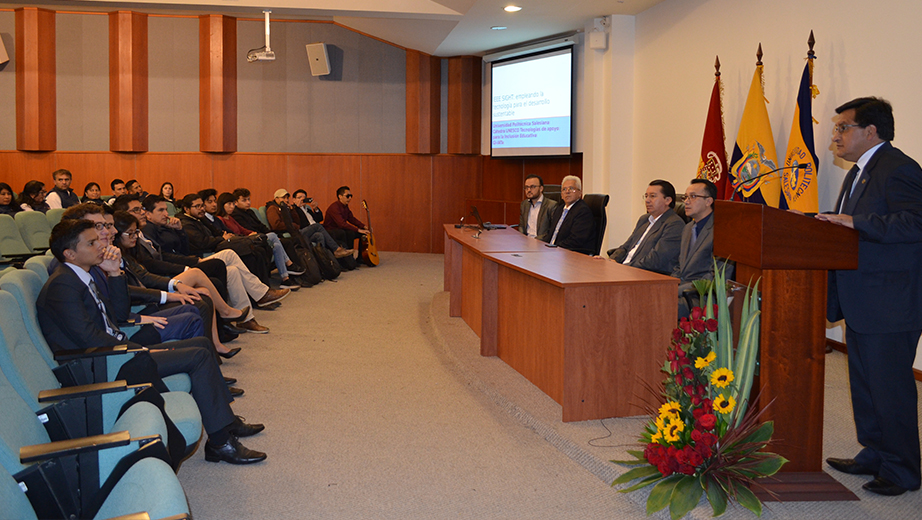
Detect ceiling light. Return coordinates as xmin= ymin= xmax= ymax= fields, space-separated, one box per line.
xmin=504 ymin=5 xmax=522 ymax=13
xmin=492 ymin=26 xmax=507 ymax=30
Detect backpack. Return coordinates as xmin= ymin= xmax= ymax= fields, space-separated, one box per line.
xmin=294 ymin=246 xmax=322 ymax=287
xmin=313 ymin=244 xmax=342 ymax=280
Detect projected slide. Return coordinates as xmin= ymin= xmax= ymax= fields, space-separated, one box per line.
xmin=491 ymin=49 xmax=572 ymax=157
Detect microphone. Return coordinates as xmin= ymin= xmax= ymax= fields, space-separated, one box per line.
xmin=731 ymin=163 xmax=809 ymax=199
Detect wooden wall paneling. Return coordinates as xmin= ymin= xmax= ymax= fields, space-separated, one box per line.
xmin=431 ymin=154 xmax=480 ymax=254
xmin=54 ymin=152 xmax=138 ymax=190
xmin=15 ymin=7 xmax=55 ymax=151
xmin=446 ymin=56 xmax=481 ymax=155
xmin=286 ymin=155 xmax=362 ymax=210
xmin=361 ymin=154 xmax=431 ymax=253
xmin=109 ymin=11 xmax=148 ymax=152
xmin=481 ymin=155 xmax=523 ymax=201
xmin=405 ymin=50 xmax=440 ymax=154
xmin=199 ymin=15 xmax=236 ymax=152
xmin=135 ymin=153 xmax=214 ymax=196
xmin=464 ymin=199 xmax=505 ymax=226
xmin=0 ymin=151 xmax=55 ymax=189
xmin=524 ymin=155 xmax=579 ymax=186
xmin=211 ymin=153 xmax=287 ymax=205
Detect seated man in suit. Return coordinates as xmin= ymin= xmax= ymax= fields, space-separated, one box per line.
xmin=674 ymin=178 xmax=721 ymax=318
xmin=545 ymin=175 xmax=596 ymax=255
xmin=606 ymin=179 xmax=684 ymax=275
xmin=519 ymin=174 xmax=557 ymax=241
xmin=266 ymin=189 xmax=353 ymax=258
xmin=38 ymin=219 xmax=267 ymax=464
xmin=292 ymin=189 xmax=324 ymax=227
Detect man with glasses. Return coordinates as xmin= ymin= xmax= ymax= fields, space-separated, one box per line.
xmin=606 ymin=179 xmax=684 ymax=275
xmin=673 ymin=178 xmax=719 ymax=317
xmin=518 ymin=174 xmax=557 ymax=241
xmin=816 ymin=97 xmax=922 ymax=497
xmin=544 ymin=175 xmax=595 ymax=255
xmin=323 ymin=186 xmax=370 ymax=255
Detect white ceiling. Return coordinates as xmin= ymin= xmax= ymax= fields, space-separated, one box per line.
xmin=4 ymin=0 xmax=665 ymax=56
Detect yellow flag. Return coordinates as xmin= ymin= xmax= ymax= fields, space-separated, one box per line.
xmin=780 ymin=60 xmax=819 ymax=212
xmin=729 ymin=65 xmax=780 ymax=207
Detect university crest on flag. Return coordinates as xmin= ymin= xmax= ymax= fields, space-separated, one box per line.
xmin=696 ymin=57 xmax=730 ymax=199
xmin=780 ymin=40 xmax=819 ymax=213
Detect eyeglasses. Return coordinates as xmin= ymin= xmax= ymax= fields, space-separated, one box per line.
xmin=524 ymin=185 xmax=541 ymax=191
xmin=344 ymin=194 xmax=353 ymax=199
xmin=93 ymin=222 xmax=115 ymax=231
xmin=190 ymin=203 xmax=203 ymax=209
xmin=561 ymin=187 xmax=580 ymax=193
xmin=685 ymin=194 xmax=712 ymax=201
xmin=832 ymin=123 xmax=861 ymax=135
xmin=642 ymin=193 xmax=661 ymax=200
xmin=121 ymin=230 xmax=140 ymax=238
xmin=127 ymin=207 xmax=144 ymax=214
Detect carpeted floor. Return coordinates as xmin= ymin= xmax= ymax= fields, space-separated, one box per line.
xmin=178 ymin=252 xmax=922 ymax=519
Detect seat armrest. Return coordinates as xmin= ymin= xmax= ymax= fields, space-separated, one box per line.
xmin=37 ymin=381 xmax=151 ymax=403
xmin=20 ymin=431 xmax=131 ymax=463
xmin=53 ymin=344 xmax=144 ymax=361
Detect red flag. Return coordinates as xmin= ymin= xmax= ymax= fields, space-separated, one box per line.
xmin=696 ymin=62 xmax=730 ymax=199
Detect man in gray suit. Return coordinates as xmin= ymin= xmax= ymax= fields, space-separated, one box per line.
xmin=606 ymin=180 xmax=684 ymax=275
xmin=673 ymin=178 xmax=718 ymax=317
xmin=519 ymin=174 xmax=557 ymax=241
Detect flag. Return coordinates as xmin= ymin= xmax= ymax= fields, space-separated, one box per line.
xmin=729 ymin=64 xmax=780 ymax=206
xmin=696 ymin=67 xmax=730 ymax=199
xmin=779 ymin=59 xmax=819 ymax=212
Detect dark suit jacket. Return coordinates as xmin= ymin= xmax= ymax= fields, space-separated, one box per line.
xmin=178 ymin=213 xmax=225 ymax=255
xmin=231 ymin=207 xmax=271 ymax=235
xmin=545 ymin=198 xmax=596 ymax=255
xmin=519 ymin=196 xmax=558 ymax=241
xmin=673 ymin=214 xmax=715 ymax=284
xmin=828 ymin=142 xmax=922 ymax=334
xmin=142 ymin=222 xmax=191 ymax=257
xmin=608 ymin=208 xmax=684 ymax=275
xmin=37 ymin=264 xmax=132 ymax=352
xmin=296 ymin=205 xmax=323 ymax=227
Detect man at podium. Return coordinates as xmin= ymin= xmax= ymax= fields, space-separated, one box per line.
xmin=818 ymin=97 xmax=922 ymax=497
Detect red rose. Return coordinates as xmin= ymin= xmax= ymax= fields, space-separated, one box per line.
xmin=680 ymin=321 xmax=692 ymax=334
xmin=670 ymin=360 xmax=680 ymax=372
xmin=701 ymin=398 xmax=713 ymax=414
xmin=684 ymin=385 xmax=695 ymax=396
xmin=691 ymin=396 xmax=701 ymax=406
xmin=692 ymin=319 xmax=706 ymax=333
xmin=691 ymin=307 xmax=704 ymax=320
xmin=696 ymin=413 xmax=717 ymax=430
xmin=696 ymin=443 xmax=712 ymax=460
xmin=699 ymin=432 xmax=718 ymax=447
xmin=705 ymin=319 xmax=718 ymax=332
xmin=682 ymin=368 xmax=695 ymax=380
xmin=675 ymin=375 xmax=683 ymax=386
xmin=672 ymin=329 xmax=683 ymax=342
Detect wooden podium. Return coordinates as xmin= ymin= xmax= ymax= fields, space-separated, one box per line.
xmin=713 ymin=201 xmax=860 ymax=501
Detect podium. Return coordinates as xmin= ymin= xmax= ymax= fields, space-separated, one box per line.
xmin=713 ymin=201 xmax=860 ymax=501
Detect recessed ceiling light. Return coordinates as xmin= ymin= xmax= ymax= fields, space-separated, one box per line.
xmin=504 ymin=5 xmax=522 ymax=13
xmin=491 ymin=26 xmax=507 ymax=30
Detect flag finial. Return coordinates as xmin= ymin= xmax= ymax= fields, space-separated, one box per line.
xmin=756 ymin=44 xmax=763 ymax=66
xmin=807 ymin=30 xmax=816 ymax=59
xmin=715 ymin=55 xmax=721 ymax=77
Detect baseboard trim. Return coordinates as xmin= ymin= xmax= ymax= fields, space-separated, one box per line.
xmin=825 ymin=338 xmax=922 ymax=382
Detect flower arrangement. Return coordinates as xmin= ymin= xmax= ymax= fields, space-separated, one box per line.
xmin=612 ymin=264 xmax=786 ymax=519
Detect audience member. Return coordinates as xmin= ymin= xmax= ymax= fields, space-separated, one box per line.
xmin=109 ymin=178 xmax=128 ymax=205
xmin=46 ymin=169 xmax=80 ymax=209
xmin=126 ymin=179 xmax=148 ymax=200
xmin=81 ymin=182 xmax=104 ymax=205
xmin=38 ymin=218 xmax=267 ymax=465
xmin=0 ymin=182 xmax=21 ymax=215
xmin=545 ymin=175 xmax=595 ymax=255
xmin=519 ymin=174 xmax=557 ymax=241
xmin=17 ymin=180 xmax=50 ymax=213
xmin=160 ymin=181 xmax=176 ymax=204
xmin=674 ymin=178 xmax=720 ymax=318
xmin=267 ymin=189 xmax=352 ymax=258
xmin=323 ymin=186 xmax=369 ymax=254
xmin=606 ymin=179 xmax=684 ymax=275
xmin=292 ymin=189 xmax=324 ymax=227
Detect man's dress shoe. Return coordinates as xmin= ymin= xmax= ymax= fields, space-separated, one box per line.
xmin=224 ymin=376 xmax=237 ymax=385
xmin=219 ymin=347 xmax=242 ymax=359
xmin=204 ymin=436 xmax=266 ymax=464
xmin=228 ymin=415 xmax=265 ymax=437
xmin=863 ymin=477 xmax=911 ymax=496
xmin=826 ymin=458 xmax=876 ymax=475
xmin=228 ymin=387 xmax=244 ymax=397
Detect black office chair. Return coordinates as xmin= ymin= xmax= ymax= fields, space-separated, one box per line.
xmin=582 ymin=193 xmax=610 ymax=256
xmin=544 ymin=184 xmax=561 ymax=203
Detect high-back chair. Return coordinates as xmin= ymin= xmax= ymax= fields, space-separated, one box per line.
xmin=14 ymin=212 xmax=52 ymax=253
xmin=582 ymin=193 xmax=610 ymax=256
xmin=0 ymin=215 xmax=36 ymax=264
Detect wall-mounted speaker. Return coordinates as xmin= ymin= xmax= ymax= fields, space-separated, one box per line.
xmin=305 ymin=43 xmax=330 ymax=76
xmin=0 ymin=35 xmax=9 ymax=65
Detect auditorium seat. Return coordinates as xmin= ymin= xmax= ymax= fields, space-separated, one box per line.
xmin=14 ymin=212 xmax=52 ymax=253
xmin=45 ymin=208 xmax=65 ymax=229
xmin=256 ymin=206 xmax=270 ymax=229
xmin=0 ymin=215 xmax=38 ymax=265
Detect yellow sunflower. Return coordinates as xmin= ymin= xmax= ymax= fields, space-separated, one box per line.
xmin=695 ymin=351 xmax=716 ymax=369
xmin=663 ymin=417 xmax=685 ymax=443
xmin=655 ymin=415 xmax=667 ymax=431
xmin=650 ymin=430 xmax=664 ymax=444
xmin=710 ymin=367 xmax=734 ymax=389
xmin=714 ymin=394 xmax=736 ymax=415
xmin=658 ymin=401 xmax=681 ymax=419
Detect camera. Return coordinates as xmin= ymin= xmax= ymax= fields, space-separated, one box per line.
xmin=306 ymin=198 xmax=313 ymax=203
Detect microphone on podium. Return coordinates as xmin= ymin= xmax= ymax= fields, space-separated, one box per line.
xmin=730 ymin=163 xmax=809 ymax=200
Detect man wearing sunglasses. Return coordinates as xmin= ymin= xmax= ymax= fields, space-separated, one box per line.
xmin=323 ymin=186 xmax=369 ymax=255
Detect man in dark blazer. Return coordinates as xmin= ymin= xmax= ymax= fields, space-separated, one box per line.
xmin=519 ymin=174 xmax=558 ymax=241
xmin=37 ymin=219 xmax=267 ymax=465
xmin=545 ymin=175 xmax=595 ymax=255
xmin=607 ymin=179 xmax=684 ymax=275
xmin=673 ymin=179 xmax=719 ymax=317
xmin=816 ymin=97 xmax=922 ymax=496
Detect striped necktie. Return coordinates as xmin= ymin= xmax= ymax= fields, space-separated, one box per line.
xmin=549 ymin=207 xmax=569 ymax=245
xmin=88 ymin=280 xmax=127 ymax=341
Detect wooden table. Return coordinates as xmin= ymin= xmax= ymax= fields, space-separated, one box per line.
xmin=444 ymin=224 xmax=678 ymax=422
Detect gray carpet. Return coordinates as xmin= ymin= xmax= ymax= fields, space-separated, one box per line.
xmin=178 ymin=252 xmax=922 ymax=519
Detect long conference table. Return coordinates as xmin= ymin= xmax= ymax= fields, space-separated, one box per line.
xmin=443 ymin=225 xmax=678 ymax=422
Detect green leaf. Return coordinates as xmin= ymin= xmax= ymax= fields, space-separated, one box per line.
xmin=749 ymin=456 xmax=788 ymax=477
xmin=646 ymin=475 xmax=682 ymax=515
xmin=613 ymin=464 xmax=661 ymax=484
xmin=739 ymin=421 xmax=774 ymax=445
xmin=626 ymin=449 xmax=645 ymax=459
xmin=704 ymin=476 xmax=728 ymax=517
xmin=669 ymin=475 xmax=704 ymax=520
xmin=619 ymin=473 xmax=664 ymax=493
xmin=734 ymin=484 xmax=763 ymax=517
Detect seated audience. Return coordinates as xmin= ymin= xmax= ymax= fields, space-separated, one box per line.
xmin=159 ymin=181 xmax=176 ymax=204
xmin=126 ymin=179 xmax=148 ymax=201
xmin=292 ymin=189 xmax=324 ymax=227
xmin=81 ymin=182 xmax=105 ymax=205
xmin=46 ymin=169 xmax=80 ymax=209
xmin=545 ymin=175 xmax=595 ymax=255
xmin=323 ymin=186 xmax=370 ymax=254
xmin=519 ymin=174 xmax=557 ymax=241
xmin=0 ymin=182 xmax=21 ymax=215
xmin=18 ymin=180 xmax=50 ymax=213
xmin=267 ymin=189 xmax=353 ymax=258
xmin=606 ymin=179 xmax=684 ymax=275
xmin=38 ymin=218 xmax=267 ymax=465
xmin=108 ymin=178 xmax=128 ymax=205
